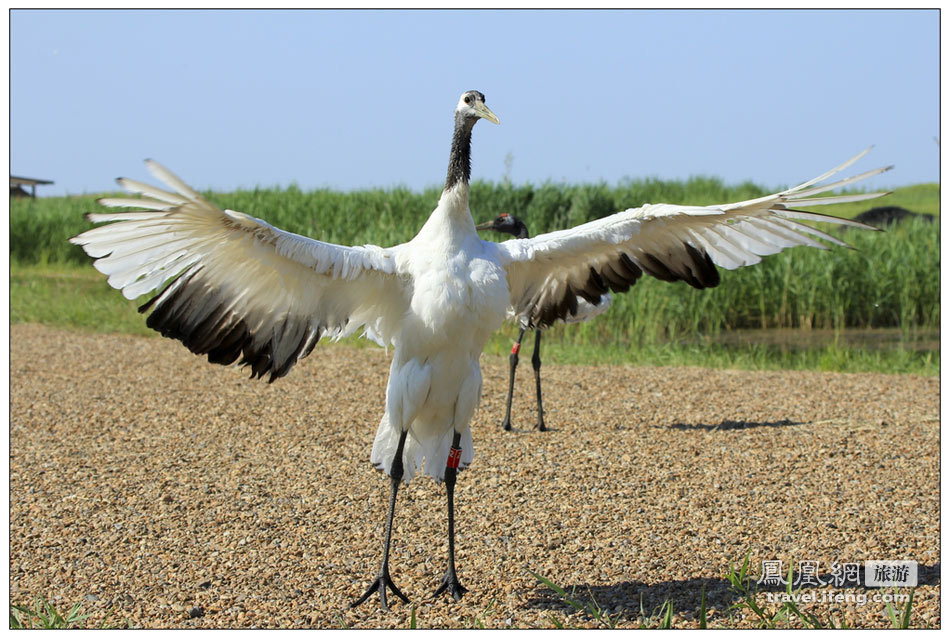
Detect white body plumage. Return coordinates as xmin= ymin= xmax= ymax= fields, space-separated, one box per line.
xmin=372 ymin=184 xmax=509 ymax=480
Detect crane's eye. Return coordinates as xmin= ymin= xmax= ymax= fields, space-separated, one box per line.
xmin=464 ymin=95 xmax=472 ymax=105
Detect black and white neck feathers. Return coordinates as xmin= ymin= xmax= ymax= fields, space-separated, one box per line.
xmin=442 ymin=90 xmax=499 ymax=193
xmin=445 ymin=113 xmax=477 ymax=191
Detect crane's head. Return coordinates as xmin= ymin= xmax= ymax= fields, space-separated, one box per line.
xmin=456 ymin=90 xmax=500 ymax=125
xmin=475 ymin=213 xmax=528 ymax=239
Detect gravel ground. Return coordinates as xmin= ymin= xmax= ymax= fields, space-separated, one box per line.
xmin=10 ymin=324 xmax=940 ymax=628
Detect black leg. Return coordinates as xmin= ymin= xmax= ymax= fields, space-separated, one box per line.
xmin=501 ymin=327 xmax=526 ymax=431
xmin=532 ymin=330 xmax=546 ymax=431
xmin=351 ymin=429 xmax=411 ymax=611
xmin=433 ymin=431 xmax=468 ymax=601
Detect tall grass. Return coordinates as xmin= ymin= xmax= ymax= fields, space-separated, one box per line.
xmin=10 ymin=178 xmax=939 ymax=352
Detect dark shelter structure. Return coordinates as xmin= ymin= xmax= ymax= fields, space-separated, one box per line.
xmin=10 ymin=175 xmax=54 ymax=199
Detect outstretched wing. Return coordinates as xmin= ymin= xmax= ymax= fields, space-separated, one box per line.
xmin=497 ymin=148 xmax=889 ymax=328
xmin=70 ymin=160 xmax=407 ymax=382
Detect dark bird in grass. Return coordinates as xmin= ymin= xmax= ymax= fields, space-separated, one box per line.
xmin=476 ymin=213 xmax=611 ymax=431
xmin=853 ymin=206 xmax=933 ymax=227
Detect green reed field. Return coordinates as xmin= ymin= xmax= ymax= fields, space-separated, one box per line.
xmin=10 ymin=177 xmax=939 ymax=374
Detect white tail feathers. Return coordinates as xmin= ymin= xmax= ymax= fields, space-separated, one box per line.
xmin=371 ymin=413 xmax=474 ymax=483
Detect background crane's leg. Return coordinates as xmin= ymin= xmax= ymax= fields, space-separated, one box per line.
xmin=433 ymin=431 xmax=468 ymax=601
xmin=532 ymin=330 xmax=546 ymax=431
xmin=351 ymin=429 xmax=411 ymax=611
xmin=501 ymin=327 xmax=527 ymax=431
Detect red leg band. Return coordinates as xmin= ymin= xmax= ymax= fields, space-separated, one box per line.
xmin=511 ymin=342 xmax=520 ymax=355
xmin=446 ymin=446 xmax=462 ymax=469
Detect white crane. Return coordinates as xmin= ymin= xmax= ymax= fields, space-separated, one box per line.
xmin=476 ymin=213 xmax=611 ymax=431
xmin=70 ymin=90 xmax=887 ymax=611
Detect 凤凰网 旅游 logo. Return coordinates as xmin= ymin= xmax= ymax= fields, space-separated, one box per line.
xmin=756 ymin=559 xmax=917 ymax=588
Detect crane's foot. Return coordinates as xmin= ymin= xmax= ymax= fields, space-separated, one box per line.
xmin=537 ymin=420 xmax=547 ymax=432
xmin=501 ymin=418 xmax=513 ymax=431
xmin=433 ymin=569 xmax=468 ymax=601
xmin=351 ymin=569 xmax=409 ymax=611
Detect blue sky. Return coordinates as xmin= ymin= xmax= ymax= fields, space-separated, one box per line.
xmin=11 ymin=9 xmax=938 ymax=198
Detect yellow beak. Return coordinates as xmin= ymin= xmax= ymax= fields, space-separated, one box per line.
xmin=473 ymin=102 xmax=500 ymax=125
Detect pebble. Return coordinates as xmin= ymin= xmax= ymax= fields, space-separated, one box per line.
xmin=9 ymin=325 xmax=940 ymax=628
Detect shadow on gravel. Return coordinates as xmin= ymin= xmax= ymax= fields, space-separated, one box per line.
xmin=918 ymin=563 xmax=941 ymax=586
xmin=664 ymin=418 xmax=801 ymax=431
xmin=524 ymin=563 xmax=940 ymax=625
xmin=524 ymin=576 xmax=740 ymax=623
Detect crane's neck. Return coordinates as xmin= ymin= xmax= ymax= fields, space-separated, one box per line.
xmin=445 ymin=112 xmax=477 ymax=193
xmin=422 ymin=111 xmax=478 ymax=235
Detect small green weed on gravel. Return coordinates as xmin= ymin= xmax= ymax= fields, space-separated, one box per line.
xmin=726 ymin=551 xmax=789 ymax=627
xmin=466 ymin=598 xmax=498 ymax=629
xmin=529 ymin=570 xmax=676 ymax=628
xmin=9 ymin=597 xmax=127 ymax=629
xmin=885 ymin=588 xmax=915 ymax=629
xmin=10 ymin=598 xmax=91 ymax=629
